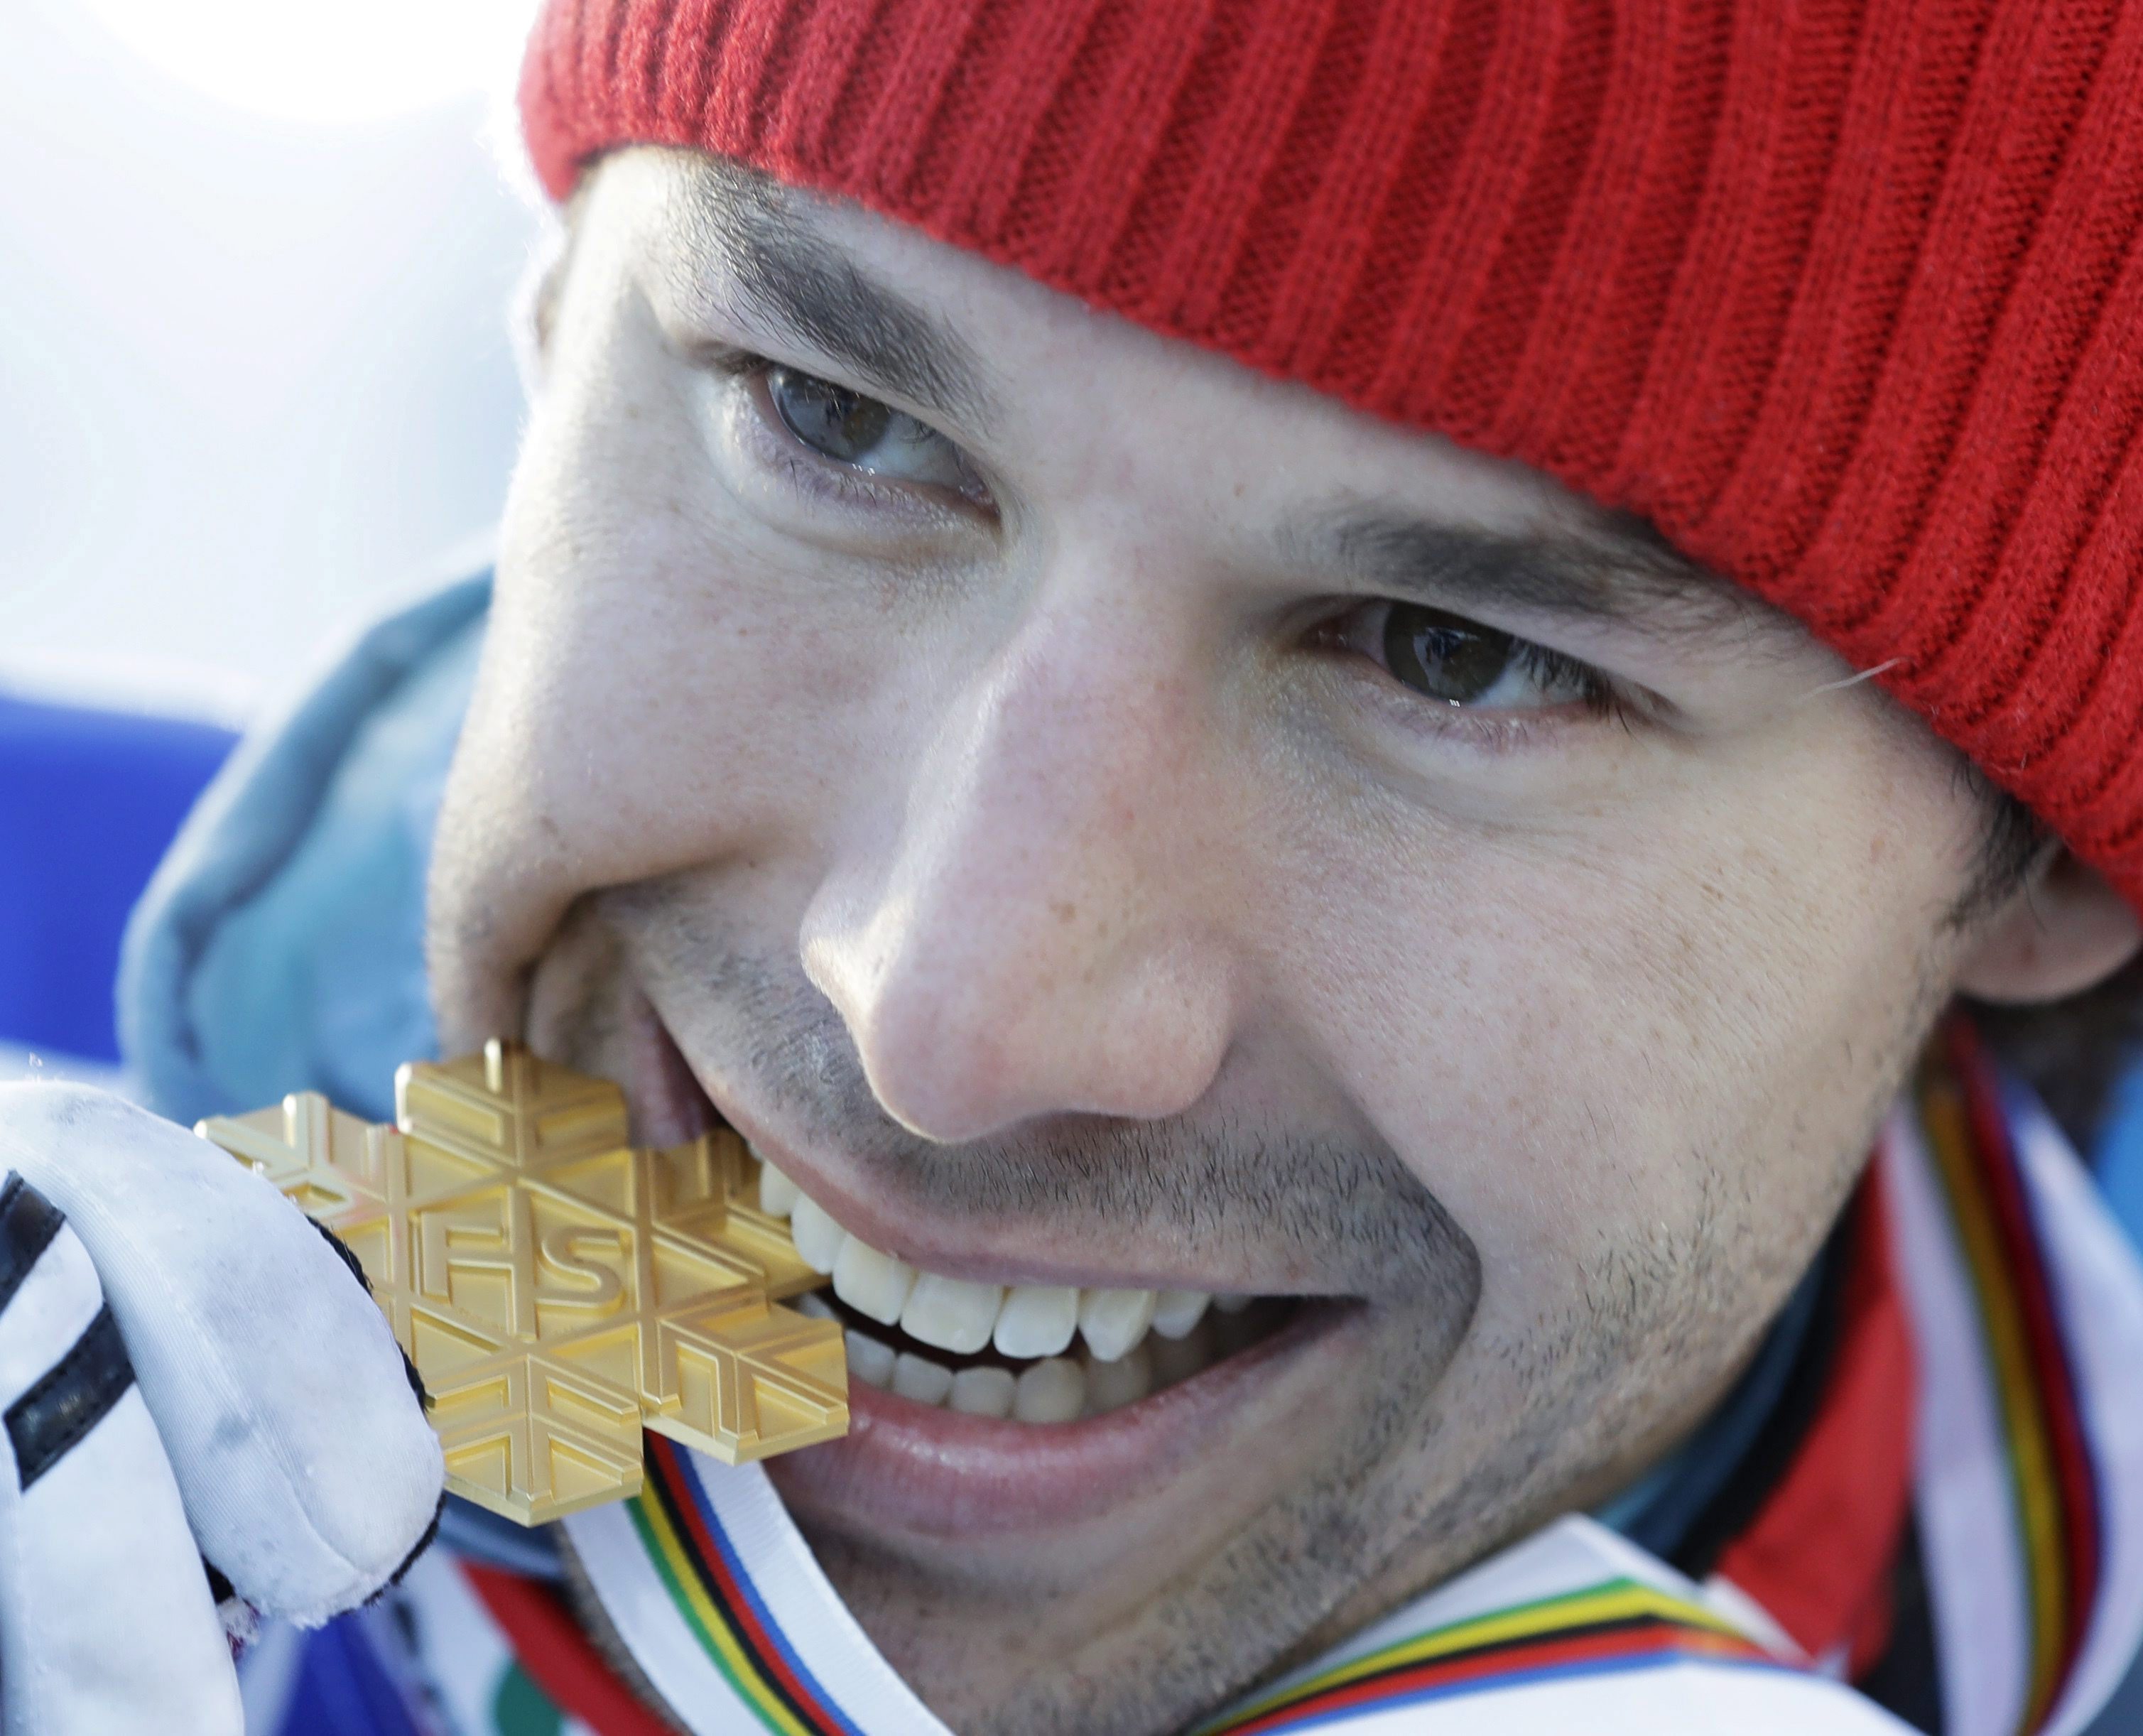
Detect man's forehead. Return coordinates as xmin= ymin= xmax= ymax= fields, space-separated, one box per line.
xmin=612 ymin=149 xmax=1805 ymax=660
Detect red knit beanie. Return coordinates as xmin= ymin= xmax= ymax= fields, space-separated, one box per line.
xmin=521 ymin=0 xmax=2143 ymax=911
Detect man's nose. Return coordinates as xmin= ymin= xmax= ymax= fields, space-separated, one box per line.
xmin=800 ymin=605 xmax=1237 ymax=1144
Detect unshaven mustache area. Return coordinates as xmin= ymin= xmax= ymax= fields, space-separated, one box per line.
xmin=607 ymin=886 xmax=1465 ymax=1274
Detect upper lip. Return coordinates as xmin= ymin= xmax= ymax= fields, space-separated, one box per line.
xmin=649 ymin=1014 xmax=1323 ymax=1296
xmin=726 ymin=1097 xmax=1235 ymax=1291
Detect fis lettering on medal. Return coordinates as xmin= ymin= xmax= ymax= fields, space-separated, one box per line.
xmin=195 ymin=1041 xmax=850 ymax=1526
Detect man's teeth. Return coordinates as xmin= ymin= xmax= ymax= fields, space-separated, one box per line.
xmin=830 ymin=1238 xmax=916 ymax=1326
xmin=1078 ymin=1287 xmax=1157 ymax=1361
xmin=949 ymin=1365 xmax=1016 ymax=1417
xmin=756 ymin=1158 xmax=1241 ymax=1418
xmin=843 ymin=1328 xmax=897 ymax=1389
xmin=1014 ymin=1357 xmax=1086 ymax=1423
xmin=1085 ymin=1343 xmax=1154 ymax=1411
xmin=891 ymin=1350 xmax=955 ymax=1405
xmin=757 ymin=1161 xmax=804 ymax=1217
xmin=993 ymin=1284 xmax=1078 ymax=1358
xmin=1151 ymin=1289 xmax=1212 ymax=1338
xmin=900 ymin=1273 xmax=1004 ymax=1355
xmin=789 ymin=1194 xmax=847 ymax=1273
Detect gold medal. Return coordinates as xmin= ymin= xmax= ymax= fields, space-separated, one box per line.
xmin=196 ymin=1041 xmax=847 ymax=1525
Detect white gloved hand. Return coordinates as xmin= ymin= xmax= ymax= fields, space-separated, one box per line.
xmin=0 ymin=1083 xmax=445 ymax=1736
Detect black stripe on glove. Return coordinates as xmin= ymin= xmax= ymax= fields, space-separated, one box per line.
xmin=0 ymin=1174 xmax=139 ymax=1490
xmin=9 ymin=1307 xmax=136 ymax=1490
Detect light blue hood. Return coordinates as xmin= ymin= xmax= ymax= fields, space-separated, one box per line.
xmin=113 ymin=572 xmax=565 ymax=1577
xmin=119 ymin=574 xmax=489 ymax=1129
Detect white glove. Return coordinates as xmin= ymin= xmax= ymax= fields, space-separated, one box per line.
xmin=0 ymin=1083 xmax=445 ymax=1736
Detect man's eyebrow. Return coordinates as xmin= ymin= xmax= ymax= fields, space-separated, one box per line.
xmin=679 ymin=163 xmax=999 ymax=433
xmin=1294 ymin=505 xmax=1796 ymax=649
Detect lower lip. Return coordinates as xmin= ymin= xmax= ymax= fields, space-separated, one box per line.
xmin=767 ymin=1301 xmax=1362 ymax=1539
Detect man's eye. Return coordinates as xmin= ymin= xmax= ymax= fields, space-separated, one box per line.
xmin=764 ymin=364 xmax=978 ymax=495
xmin=1367 ymin=602 xmax=1608 ymax=713
xmin=1384 ymin=604 xmax=1517 ymax=705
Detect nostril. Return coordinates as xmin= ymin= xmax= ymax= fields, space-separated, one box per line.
xmin=858 ymin=1021 xmax=1031 ymax=1146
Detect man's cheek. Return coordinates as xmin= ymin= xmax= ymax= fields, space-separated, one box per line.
xmin=435 ymin=576 xmax=894 ymax=1056
xmin=1309 ymin=864 xmax=1783 ymax=1287
xmin=477 ymin=564 xmax=808 ymax=846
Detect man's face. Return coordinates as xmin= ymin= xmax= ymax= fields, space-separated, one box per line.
xmin=431 ymin=148 xmax=2004 ymax=1733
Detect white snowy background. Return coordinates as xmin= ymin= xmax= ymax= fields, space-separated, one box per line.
xmin=1 ymin=0 xmax=543 ymax=726
xmin=0 ymin=0 xmax=543 ymax=1088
